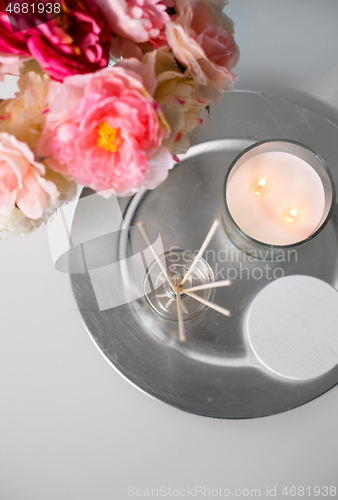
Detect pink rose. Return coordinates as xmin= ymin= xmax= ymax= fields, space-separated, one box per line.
xmin=0 ymin=0 xmax=111 ymax=81
xmin=37 ymin=63 xmax=174 ymax=196
xmin=93 ymin=0 xmax=169 ymax=43
xmin=0 ymin=132 xmax=59 ymax=219
xmin=166 ymin=0 xmax=239 ymax=102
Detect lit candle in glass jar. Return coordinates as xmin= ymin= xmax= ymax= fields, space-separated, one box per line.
xmin=222 ymin=140 xmax=335 ymax=256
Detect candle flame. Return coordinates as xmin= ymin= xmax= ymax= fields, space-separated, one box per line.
xmin=283 ymin=207 xmax=300 ymax=224
xmin=251 ymin=177 xmax=269 ymax=196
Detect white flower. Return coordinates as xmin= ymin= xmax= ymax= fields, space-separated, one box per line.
xmin=0 ymin=206 xmax=48 ymax=239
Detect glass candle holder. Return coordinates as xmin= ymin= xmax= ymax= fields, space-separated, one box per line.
xmin=222 ymin=139 xmax=336 ymax=259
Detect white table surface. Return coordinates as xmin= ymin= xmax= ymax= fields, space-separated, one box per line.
xmin=1 ymin=1 xmax=338 ymax=498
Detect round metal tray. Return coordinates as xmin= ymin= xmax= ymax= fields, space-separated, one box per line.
xmin=70 ymin=91 xmax=338 ymax=418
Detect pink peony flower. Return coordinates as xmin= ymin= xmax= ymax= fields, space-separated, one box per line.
xmin=93 ymin=0 xmax=170 ymax=43
xmin=166 ymin=0 xmax=239 ymax=102
xmin=37 ymin=63 xmax=174 ymax=196
xmin=0 ymin=0 xmax=111 ymax=81
xmin=0 ymin=132 xmax=59 ymax=219
xmin=109 ymin=0 xmax=177 ymax=61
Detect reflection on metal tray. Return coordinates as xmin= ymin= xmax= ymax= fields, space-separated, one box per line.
xmin=70 ymin=91 xmax=338 ymax=418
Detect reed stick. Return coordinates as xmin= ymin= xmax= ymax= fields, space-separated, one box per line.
xmin=185 ymin=291 xmax=231 ymax=317
xmin=176 ymin=283 xmax=186 ymax=341
xmin=180 ymin=219 xmax=220 ymax=287
xmin=182 ymin=280 xmax=231 ymax=294
xmin=137 ymin=222 xmax=176 ymax=292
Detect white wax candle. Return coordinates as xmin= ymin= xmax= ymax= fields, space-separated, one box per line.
xmin=227 ymin=151 xmax=326 ymax=245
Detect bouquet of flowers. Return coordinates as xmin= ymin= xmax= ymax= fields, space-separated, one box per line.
xmin=0 ymin=0 xmax=239 ymax=238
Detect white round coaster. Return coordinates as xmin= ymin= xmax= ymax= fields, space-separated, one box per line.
xmin=246 ymin=275 xmax=338 ymax=380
